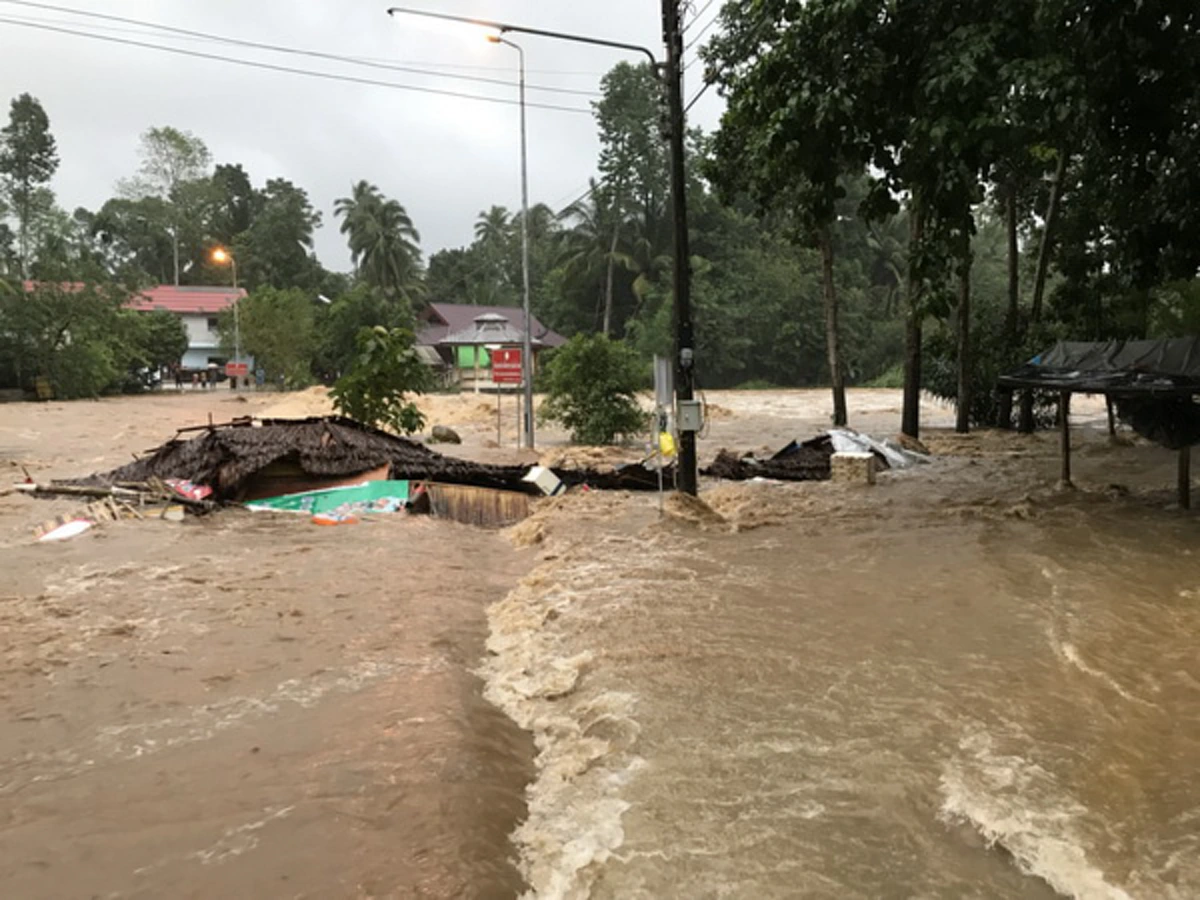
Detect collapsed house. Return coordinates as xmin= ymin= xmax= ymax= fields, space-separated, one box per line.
xmin=73 ymin=415 xmax=665 ymax=503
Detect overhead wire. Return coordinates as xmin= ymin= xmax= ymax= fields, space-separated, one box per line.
xmin=685 ymin=0 xmax=718 ymax=31
xmin=0 ymin=17 xmax=595 ymax=115
xmin=0 ymin=9 xmax=607 ymax=76
xmin=684 ymin=13 xmax=719 ymax=53
xmin=0 ymin=0 xmax=602 ymax=97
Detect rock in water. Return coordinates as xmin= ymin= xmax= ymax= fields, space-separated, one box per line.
xmin=431 ymin=425 xmax=462 ymax=444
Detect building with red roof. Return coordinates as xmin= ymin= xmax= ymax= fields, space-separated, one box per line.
xmin=126 ymin=285 xmax=247 ymax=371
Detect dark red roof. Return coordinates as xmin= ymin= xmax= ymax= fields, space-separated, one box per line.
xmin=126 ymin=285 xmax=246 ymax=315
xmin=419 ymin=303 xmax=566 ymax=348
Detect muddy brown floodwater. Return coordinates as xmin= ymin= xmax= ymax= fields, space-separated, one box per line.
xmin=3 ymin=388 xmax=1197 ymax=900
xmin=1 ymin=392 xmax=539 ymax=899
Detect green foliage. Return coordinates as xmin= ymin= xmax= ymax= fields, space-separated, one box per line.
xmin=0 ymin=93 xmax=59 ymax=276
xmin=865 ymin=365 xmax=904 ymax=389
xmin=219 ymin=287 xmax=316 ymax=388
xmin=313 ymin=285 xmax=413 ymax=382
xmin=334 ymin=180 xmax=422 ymax=301
xmin=234 ymin=178 xmax=323 ymax=291
xmin=540 ymin=334 xmax=649 ymax=445
xmin=330 ymin=326 xmax=430 ymax=434
xmin=112 ymin=309 xmax=188 ymax=391
xmin=0 ymin=281 xmax=125 ymax=397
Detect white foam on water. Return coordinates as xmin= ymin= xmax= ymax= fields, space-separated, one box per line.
xmin=940 ymin=729 xmax=1133 ymax=900
xmin=480 ymin=551 xmax=650 ymax=900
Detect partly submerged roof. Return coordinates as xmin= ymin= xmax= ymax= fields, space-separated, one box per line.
xmin=999 ymin=338 xmax=1200 ymax=395
xmin=126 ymin=285 xmax=247 ymax=315
xmin=418 ymin=303 xmax=566 ymax=348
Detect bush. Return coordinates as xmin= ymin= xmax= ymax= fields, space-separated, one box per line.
xmin=865 ymin=364 xmax=904 ymax=389
xmin=330 ymin=326 xmax=430 ymax=434
xmin=540 ymin=334 xmax=649 ymax=444
xmin=924 ymin=309 xmax=1063 ymax=428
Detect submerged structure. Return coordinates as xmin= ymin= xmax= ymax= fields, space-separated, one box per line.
xmin=999 ymin=338 xmax=1200 ymax=506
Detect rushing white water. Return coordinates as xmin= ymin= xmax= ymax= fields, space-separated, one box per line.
xmin=485 ymin=464 xmax=1200 ymax=898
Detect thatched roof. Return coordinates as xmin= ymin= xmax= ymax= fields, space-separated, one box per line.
xmin=77 ymin=416 xmax=535 ymax=499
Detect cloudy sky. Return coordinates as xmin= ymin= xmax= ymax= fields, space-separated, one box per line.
xmin=1 ymin=0 xmax=724 ymax=272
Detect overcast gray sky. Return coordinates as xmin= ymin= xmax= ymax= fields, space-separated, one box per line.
xmin=1 ymin=0 xmax=724 ymax=272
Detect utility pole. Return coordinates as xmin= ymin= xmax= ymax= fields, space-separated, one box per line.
xmin=662 ymin=0 xmax=697 ymax=495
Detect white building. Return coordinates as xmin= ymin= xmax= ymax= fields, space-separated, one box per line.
xmin=126 ymin=285 xmax=248 ymax=371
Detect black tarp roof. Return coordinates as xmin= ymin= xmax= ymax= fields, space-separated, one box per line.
xmin=998 ymin=338 xmax=1200 ymax=395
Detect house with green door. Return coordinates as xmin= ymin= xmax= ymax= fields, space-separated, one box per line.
xmin=417 ymin=303 xmax=567 ymax=392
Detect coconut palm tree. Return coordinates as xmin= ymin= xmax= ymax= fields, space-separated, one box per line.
xmin=334 ymin=180 xmax=421 ymax=301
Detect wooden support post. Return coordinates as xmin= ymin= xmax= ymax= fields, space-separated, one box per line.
xmin=1059 ymin=391 xmax=1072 ymax=488
xmin=1179 ymin=445 xmax=1191 ymax=510
xmin=1105 ymin=395 xmax=1117 ymax=437
xmin=1018 ymin=389 xmax=1035 ymax=433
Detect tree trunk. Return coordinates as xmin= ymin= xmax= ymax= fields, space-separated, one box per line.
xmin=171 ymin=226 xmax=181 ymax=287
xmin=603 ymin=225 xmax=619 ymax=337
xmin=901 ymin=208 xmax=925 ymax=439
xmin=997 ymin=184 xmax=1020 ymax=428
xmin=1031 ymin=151 xmax=1067 ymax=324
xmin=818 ymin=226 xmax=848 ymax=427
xmin=955 ymin=213 xmax=973 ymax=434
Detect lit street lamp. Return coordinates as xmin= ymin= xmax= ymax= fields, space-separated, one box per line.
xmin=485 ymin=34 xmax=536 ymax=451
xmin=384 ymin=7 xmax=699 ymax=493
xmin=211 ymin=246 xmax=241 ymax=386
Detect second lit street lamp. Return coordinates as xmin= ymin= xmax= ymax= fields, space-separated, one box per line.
xmin=211 ymin=246 xmax=242 ymax=388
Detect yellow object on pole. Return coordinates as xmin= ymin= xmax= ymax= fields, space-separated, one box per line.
xmin=659 ymin=431 xmax=677 ymax=457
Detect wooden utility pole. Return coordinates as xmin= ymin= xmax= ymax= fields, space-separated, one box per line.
xmin=662 ymin=0 xmax=697 ymax=495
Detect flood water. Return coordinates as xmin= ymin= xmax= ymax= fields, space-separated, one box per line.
xmin=4 ymin=390 xmax=1198 ymax=898
xmin=486 ymin=460 xmax=1200 ymax=899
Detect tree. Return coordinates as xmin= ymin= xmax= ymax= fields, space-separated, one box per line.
xmin=334 ymin=180 xmax=422 ymax=302
xmin=235 ymin=178 xmax=323 ymax=290
xmin=119 ymin=126 xmax=213 ymax=285
xmin=111 ymin=309 xmax=189 ymax=391
xmin=330 ymin=326 xmax=430 ymax=434
xmin=209 ymin=163 xmax=257 ymax=246
xmin=593 ymin=63 xmax=671 ymax=337
xmin=0 ymin=281 xmax=126 ymax=398
xmin=219 ymin=286 xmax=316 ymax=387
xmin=314 ymin=284 xmax=413 ymax=382
xmin=540 ymin=334 xmax=648 ymax=444
xmin=0 ymin=93 xmax=59 ymax=277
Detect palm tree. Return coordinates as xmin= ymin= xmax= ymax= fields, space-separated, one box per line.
xmin=334 ymin=180 xmax=422 ymax=300
xmin=558 ymin=183 xmax=633 ymax=335
xmin=473 ymin=205 xmax=511 ymax=247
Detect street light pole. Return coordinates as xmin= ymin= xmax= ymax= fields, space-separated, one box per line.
xmin=490 ymin=36 xmax=535 ymax=450
xmin=231 ymin=256 xmax=241 ymax=369
xmin=511 ymin=42 xmax=536 ymax=450
xmin=386 ymin=6 xmax=697 ymax=491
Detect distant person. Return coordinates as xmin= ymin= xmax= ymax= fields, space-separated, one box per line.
xmin=256 ymin=367 xmax=265 ymax=390
xmin=191 ymin=371 xmax=199 ymax=390
xmin=173 ymin=365 xmax=183 ymax=391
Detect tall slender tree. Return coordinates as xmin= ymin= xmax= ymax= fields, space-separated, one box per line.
xmin=334 ymin=180 xmax=421 ymax=302
xmin=119 ymin=126 xmax=212 ymax=285
xmin=0 ymin=94 xmax=59 ymax=278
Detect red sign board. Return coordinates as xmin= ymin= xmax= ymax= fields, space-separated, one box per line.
xmin=225 ymin=362 xmax=249 ymax=378
xmin=492 ymin=348 xmax=523 ymax=385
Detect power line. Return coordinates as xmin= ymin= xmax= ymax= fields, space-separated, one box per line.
xmin=1 ymin=11 xmax=607 ymax=76
xmin=0 ymin=17 xmax=594 ymax=115
xmin=684 ymin=13 xmax=719 ymax=53
xmin=0 ymin=0 xmax=601 ymax=97
xmin=685 ymin=80 xmax=713 ymax=113
xmin=685 ymin=0 xmax=718 ymax=31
